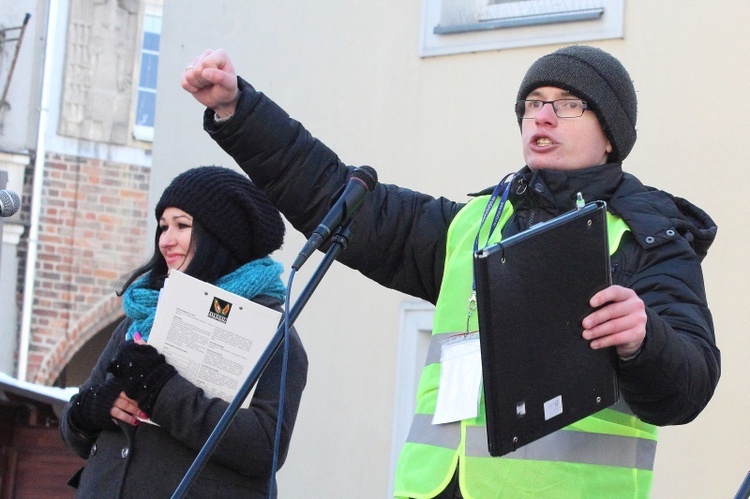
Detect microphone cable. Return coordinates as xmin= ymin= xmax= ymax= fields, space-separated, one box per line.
xmin=267 ymin=166 xmax=377 ymax=496
xmin=268 ymin=267 xmax=296 ymax=498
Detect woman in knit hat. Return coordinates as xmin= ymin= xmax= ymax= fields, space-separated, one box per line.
xmin=184 ymin=46 xmax=718 ymax=498
xmin=60 ymin=166 xmax=307 ymax=498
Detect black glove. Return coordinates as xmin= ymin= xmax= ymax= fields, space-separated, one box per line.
xmin=107 ymin=341 xmax=177 ymax=415
xmin=69 ymin=378 xmax=124 ymax=434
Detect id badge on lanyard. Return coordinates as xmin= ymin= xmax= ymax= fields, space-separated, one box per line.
xmin=433 ymin=332 xmax=482 ymax=424
xmin=432 ymin=173 xmax=516 ymax=425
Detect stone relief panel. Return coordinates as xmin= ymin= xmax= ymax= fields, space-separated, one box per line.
xmin=59 ymin=0 xmax=141 ymax=144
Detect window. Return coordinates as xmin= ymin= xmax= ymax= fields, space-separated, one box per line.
xmin=420 ymin=0 xmax=624 ymax=57
xmin=133 ymin=4 xmax=162 ymax=142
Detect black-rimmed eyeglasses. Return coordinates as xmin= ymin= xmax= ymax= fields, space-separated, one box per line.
xmin=515 ymin=99 xmax=589 ymax=120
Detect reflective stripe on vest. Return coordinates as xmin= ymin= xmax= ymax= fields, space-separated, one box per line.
xmin=393 ymin=196 xmax=656 ymax=499
xmin=405 ymin=412 xmax=656 ymax=469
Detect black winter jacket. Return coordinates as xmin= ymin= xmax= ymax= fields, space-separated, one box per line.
xmin=205 ymin=77 xmax=719 ymax=427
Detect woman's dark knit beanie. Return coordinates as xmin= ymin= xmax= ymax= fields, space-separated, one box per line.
xmin=155 ymin=166 xmax=285 ymax=262
xmin=516 ymin=45 xmax=638 ymax=162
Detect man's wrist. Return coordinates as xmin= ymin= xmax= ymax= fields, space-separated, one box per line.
xmin=618 ymin=341 xmax=644 ymax=362
xmin=214 ymin=111 xmax=233 ymax=123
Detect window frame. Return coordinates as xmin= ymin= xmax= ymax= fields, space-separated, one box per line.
xmin=389 ymin=300 xmax=435 ymax=495
xmin=420 ymin=0 xmax=624 ymax=58
xmin=132 ymin=5 xmax=162 ymax=142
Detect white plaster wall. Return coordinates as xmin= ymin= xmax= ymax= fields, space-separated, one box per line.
xmin=153 ymin=2 xmax=750 ymax=497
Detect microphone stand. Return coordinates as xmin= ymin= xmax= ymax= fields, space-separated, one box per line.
xmin=735 ymin=471 xmax=750 ymax=499
xmin=171 ymin=222 xmax=355 ymax=499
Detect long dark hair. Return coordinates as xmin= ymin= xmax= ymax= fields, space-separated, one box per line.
xmin=117 ymin=219 xmax=242 ymax=295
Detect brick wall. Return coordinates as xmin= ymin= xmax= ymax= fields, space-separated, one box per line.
xmin=20 ymin=154 xmax=151 ymax=383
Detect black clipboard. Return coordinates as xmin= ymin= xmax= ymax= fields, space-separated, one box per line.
xmin=473 ymin=200 xmax=619 ymax=457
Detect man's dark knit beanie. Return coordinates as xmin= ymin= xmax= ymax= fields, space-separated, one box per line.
xmin=516 ymin=45 xmax=638 ymax=162
xmin=155 ymin=166 xmax=285 ymax=262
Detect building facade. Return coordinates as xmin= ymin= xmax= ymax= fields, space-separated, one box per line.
xmin=1 ymin=1 xmax=748 ymax=498
xmin=0 ymin=0 xmax=160 ymax=386
xmin=153 ymin=1 xmax=750 ymax=498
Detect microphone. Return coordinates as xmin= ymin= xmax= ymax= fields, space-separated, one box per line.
xmin=0 ymin=190 xmax=20 ymax=217
xmin=292 ymin=166 xmax=378 ymax=271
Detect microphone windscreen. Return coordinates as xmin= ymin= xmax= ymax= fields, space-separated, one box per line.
xmin=0 ymin=190 xmax=21 ymax=217
xmin=352 ymin=166 xmax=378 ymax=191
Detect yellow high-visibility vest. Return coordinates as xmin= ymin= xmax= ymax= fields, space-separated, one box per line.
xmin=394 ymin=196 xmax=655 ymax=499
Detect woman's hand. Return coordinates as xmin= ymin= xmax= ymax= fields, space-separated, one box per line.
xmin=70 ymin=378 xmax=144 ymax=431
xmin=107 ymin=340 xmax=177 ymax=415
xmin=111 ymin=391 xmax=147 ymax=426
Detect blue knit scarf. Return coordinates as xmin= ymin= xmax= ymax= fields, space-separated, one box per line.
xmin=122 ymin=256 xmax=286 ymax=341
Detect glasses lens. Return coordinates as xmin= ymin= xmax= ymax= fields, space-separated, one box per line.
xmin=554 ymin=99 xmax=585 ymax=118
xmin=515 ymin=100 xmax=543 ymax=119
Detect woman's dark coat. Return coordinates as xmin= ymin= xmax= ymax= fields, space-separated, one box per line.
xmin=60 ymin=296 xmax=307 ymax=498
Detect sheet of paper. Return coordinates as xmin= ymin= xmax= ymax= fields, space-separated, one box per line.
xmin=148 ymin=270 xmax=282 ymax=409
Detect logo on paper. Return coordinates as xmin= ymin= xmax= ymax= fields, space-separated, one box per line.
xmin=208 ymin=297 xmax=231 ymax=323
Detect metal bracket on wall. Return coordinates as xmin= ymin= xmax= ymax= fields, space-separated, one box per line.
xmin=0 ymin=13 xmax=31 ymax=113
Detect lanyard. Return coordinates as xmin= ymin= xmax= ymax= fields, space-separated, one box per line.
xmin=465 ymin=172 xmax=516 ymax=332
xmin=472 ymin=172 xmax=516 ymax=255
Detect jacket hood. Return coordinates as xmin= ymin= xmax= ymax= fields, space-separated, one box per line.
xmin=615 ymin=183 xmax=717 ymax=260
xmin=604 ymin=172 xmax=717 ymax=261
